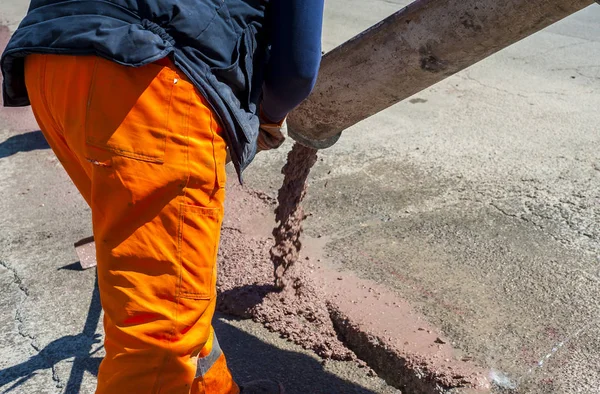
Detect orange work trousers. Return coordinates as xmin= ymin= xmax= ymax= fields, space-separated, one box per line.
xmin=25 ymin=54 xmax=239 ymax=394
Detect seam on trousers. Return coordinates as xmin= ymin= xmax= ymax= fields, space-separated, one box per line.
xmin=153 ymin=70 xmax=183 ymax=394
xmin=153 ymin=83 xmax=192 ymax=392
xmin=37 ymin=56 xmax=64 ymax=138
xmin=208 ymin=105 xmax=219 ymax=200
xmin=176 ymin=87 xmax=193 ymax=302
xmin=182 ymin=79 xmax=193 ymax=202
xmin=84 ymin=57 xmax=99 ymax=143
xmin=152 ymin=353 xmax=172 ymax=394
xmin=176 ymin=203 xmax=185 ymax=299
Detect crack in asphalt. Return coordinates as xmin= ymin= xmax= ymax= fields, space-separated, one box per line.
xmin=490 ymin=199 xmax=598 ymax=253
xmin=0 ymin=260 xmax=29 ymax=297
xmin=487 ymin=182 xmax=599 ymax=256
xmin=459 ymin=71 xmax=530 ymax=99
xmin=489 ymin=202 xmax=565 ymax=245
xmin=0 ymin=261 xmax=34 ymax=344
xmin=0 ymin=260 xmax=64 ymax=390
xmin=549 ymin=65 xmax=600 ymax=81
xmin=458 ymin=70 xmax=580 ymax=100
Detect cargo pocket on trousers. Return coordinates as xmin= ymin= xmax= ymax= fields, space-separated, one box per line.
xmin=178 ymin=204 xmax=223 ymax=300
xmin=85 ymin=58 xmax=174 ymax=163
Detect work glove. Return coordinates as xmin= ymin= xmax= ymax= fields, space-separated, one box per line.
xmin=257 ymin=108 xmax=286 ymax=151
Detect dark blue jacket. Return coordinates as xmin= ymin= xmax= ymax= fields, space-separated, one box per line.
xmin=1 ymin=0 xmax=271 ymax=178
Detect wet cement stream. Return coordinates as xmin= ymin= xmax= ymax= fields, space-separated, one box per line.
xmin=217 ymin=142 xmax=355 ymax=360
xmin=270 ymin=143 xmax=318 ymax=290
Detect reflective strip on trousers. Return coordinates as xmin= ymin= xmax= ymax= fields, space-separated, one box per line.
xmin=196 ymin=334 xmax=223 ymax=378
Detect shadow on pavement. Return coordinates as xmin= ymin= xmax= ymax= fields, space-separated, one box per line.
xmin=0 ymin=334 xmax=102 ymax=393
xmin=0 ymin=277 xmax=103 ymax=394
xmin=215 ymin=317 xmax=379 ymax=394
xmin=0 ymin=275 xmax=377 ymax=394
xmin=0 ymin=131 xmax=50 ymax=159
xmin=58 ymin=262 xmax=88 ymax=271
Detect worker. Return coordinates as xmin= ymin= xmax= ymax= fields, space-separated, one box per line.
xmin=1 ymin=0 xmax=324 ymax=392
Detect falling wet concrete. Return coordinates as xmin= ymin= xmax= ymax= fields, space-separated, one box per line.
xmin=216 ymin=147 xmax=491 ymax=393
xmin=270 ymin=143 xmax=319 ymax=290
xmin=218 ymin=143 xmax=353 ymax=361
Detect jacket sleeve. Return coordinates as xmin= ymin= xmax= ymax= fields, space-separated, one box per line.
xmin=260 ymin=0 xmax=324 ymax=122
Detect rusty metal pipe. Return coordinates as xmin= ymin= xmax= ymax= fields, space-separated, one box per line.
xmin=287 ymin=0 xmax=594 ymax=148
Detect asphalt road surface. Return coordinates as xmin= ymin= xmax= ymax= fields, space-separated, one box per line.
xmin=2 ymin=0 xmax=600 ymax=393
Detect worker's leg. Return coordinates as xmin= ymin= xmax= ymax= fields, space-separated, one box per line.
xmin=25 ymin=54 xmax=237 ymax=394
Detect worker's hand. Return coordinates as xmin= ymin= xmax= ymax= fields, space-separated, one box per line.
xmin=257 ymin=108 xmax=286 ymax=151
